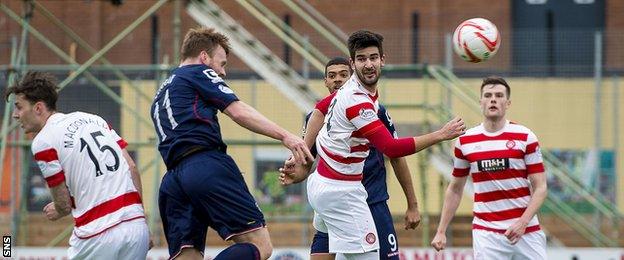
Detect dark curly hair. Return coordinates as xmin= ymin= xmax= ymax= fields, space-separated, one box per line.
xmin=5 ymin=71 xmax=59 ymax=111
xmin=347 ymin=30 xmax=384 ymax=60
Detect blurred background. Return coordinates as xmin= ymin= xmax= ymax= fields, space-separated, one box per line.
xmin=0 ymin=0 xmax=622 ymax=258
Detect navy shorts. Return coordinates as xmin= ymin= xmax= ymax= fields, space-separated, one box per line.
xmin=158 ymin=150 xmax=265 ymax=257
xmin=310 ymin=201 xmax=399 ymax=259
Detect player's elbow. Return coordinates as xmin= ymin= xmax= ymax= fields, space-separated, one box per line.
xmin=536 ymin=183 xmax=548 ymax=197
xmin=377 ymin=139 xmax=415 ymax=158
xmin=224 ymin=101 xmax=249 ymax=123
xmin=380 ymin=146 xmax=404 ymax=158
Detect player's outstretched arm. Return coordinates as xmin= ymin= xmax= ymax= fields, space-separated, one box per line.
xmin=363 ymin=117 xmax=465 ymax=159
xmin=278 ymin=108 xmax=325 ymax=185
xmin=413 ymin=117 xmax=466 ymax=153
xmin=431 ymin=176 xmax=468 ymax=251
xmin=304 ymin=109 xmax=325 ymax=149
xmin=504 ymin=172 xmax=547 ymax=244
xmin=224 ymin=101 xmax=314 ymax=164
xmin=389 ymin=157 xmax=421 ymax=230
xmin=43 ymin=182 xmax=72 ymax=221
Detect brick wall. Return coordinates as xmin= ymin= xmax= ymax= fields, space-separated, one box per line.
xmin=1 ymin=0 xmax=619 ymax=72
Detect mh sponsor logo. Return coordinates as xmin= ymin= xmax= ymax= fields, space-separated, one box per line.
xmin=477 ymin=158 xmax=509 ymax=172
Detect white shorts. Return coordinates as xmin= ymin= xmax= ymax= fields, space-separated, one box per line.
xmin=472 ymin=229 xmax=547 ymax=260
xmin=307 ymin=171 xmax=378 ymax=254
xmin=68 ymin=218 xmax=149 ymax=260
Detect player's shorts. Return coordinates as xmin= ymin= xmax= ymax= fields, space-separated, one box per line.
xmin=68 ymin=217 xmax=149 ymax=259
xmin=307 ymin=171 xmax=379 ymax=254
xmin=158 ymin=150 xmax=266 ymax=257
xmin=472 ymin=229 xmax=547 ymax=260
xmin=310 ymin=201 xmax=399 ymax=259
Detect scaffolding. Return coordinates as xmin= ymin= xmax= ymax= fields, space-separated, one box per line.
xmin=1 ymin=0 xmax=622 ymax=248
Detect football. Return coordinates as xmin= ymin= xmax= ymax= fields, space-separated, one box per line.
xmin=452 ymin=18 xmax=501 ymax=63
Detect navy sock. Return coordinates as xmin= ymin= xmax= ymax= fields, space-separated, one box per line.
xmin=214 ymin=243 xmax=261 ymax=260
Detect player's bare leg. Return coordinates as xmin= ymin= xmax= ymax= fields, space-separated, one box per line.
xmin=312 ymin=253 xmax=336 ymax=260
xmin=231 ymin=227 xmax=273 ymax=260
xmin=173 ymin=247 xmax=203 ymax=260
xmin=336 ymin=251 xmax=379 ymax=260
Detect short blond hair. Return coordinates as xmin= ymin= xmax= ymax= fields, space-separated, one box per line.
xmin=180 ymin=27 xmax=231 ymax=60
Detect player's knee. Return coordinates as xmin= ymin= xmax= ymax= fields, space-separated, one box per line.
xmin=255 ymin=239 xmax=273 ymax=260
xmin=174 ymin=247 xmax=203 ymax=260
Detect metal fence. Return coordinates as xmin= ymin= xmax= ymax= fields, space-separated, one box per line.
xmin=0 ymin=13 xmax=622 ymax=246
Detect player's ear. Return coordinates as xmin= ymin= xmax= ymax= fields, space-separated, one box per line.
xmin=380 ymin=54 xmax=385 ymax=67
xmin=33 ymin=101 xmax=45 ymax=115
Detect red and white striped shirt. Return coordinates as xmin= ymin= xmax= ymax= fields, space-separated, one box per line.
xmin=315 ymin=75 xmax=383 ymax=181
xmin=32 ymin=112 xmax=144 ymax=239
xmin=453 ymin=120 xmax=545 ymax=234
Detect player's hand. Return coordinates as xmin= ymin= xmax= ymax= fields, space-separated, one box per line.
xmin=278 ymin=156 xmax=297 ymax=186
xmin=404 ymin=206 xmax=421 ymax=230
xmin=278 ymin=156 xmax=309 ymax=185
xmin=431 ymin=232 xmax=447 ymax=251
xmin=437 ymin=117 xmax=466 ymax=141
xmin=281 ymin=134 xmax=314 ymax=165
xmin=43 ymin=202 xmax=62 ymax=221
xmin=280 ymin=156 xmax=296 ymax=173
xmin=504 ymin=220 xmax=528 ymax=244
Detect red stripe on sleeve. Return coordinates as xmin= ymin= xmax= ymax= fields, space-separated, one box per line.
xmin=345 ymin=102 xmax=375 ymax=120
xmin=358 ymin=120 xmax=384 ymax=137
xmin=526 ymin=163 xmax=545 ymax=174
xmin=452 ymin=168 xmax=470 ymax=177
xmin=315 ymin=93 xmax=336 ymax=115
xmin=34 ymin=148 xmax=59 ymax=162
xmin=117 ymin=139 xmax=128 ymax=149
xmin=45 ymin=170 xmax=66 ymax=187
xmin=454 ymin=147 xmax=466 ymax=160
xmin=526 ymin=142 xmax=539 ymax=154
xmin=473 ymin=207 xmax=527 ymax=222
xmin=474 ymin=187 xmax=531 ymax=202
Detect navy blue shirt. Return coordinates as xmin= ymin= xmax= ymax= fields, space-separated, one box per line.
xmin=151 ymin=64 xmax=239 ymax=169
xmin=305 ymin=105 xmax=397 ymax=204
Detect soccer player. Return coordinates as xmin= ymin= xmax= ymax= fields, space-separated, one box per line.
xmin=7 ymin=71 xmax=150 ymax=259
xmin=283 ymin=30 xmax=465 ymax=260
xmin=282 ymin=56 xmax=421 ymax=260
xmin=151 ymin=27 xmax=313 ymax=260
xmin=431 ymin=76 xmax=548 ymax=259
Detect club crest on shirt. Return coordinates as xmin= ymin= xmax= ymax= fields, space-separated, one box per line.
xmin=477 ymin=158 xmax=510 ymax=172
xmin=359 ymin=109 xmax=376 ymax=121
xmin=506 ymin=140 xmax=516 ymax=149
xmin=365 ymin=232 xmax=376 ymax=244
